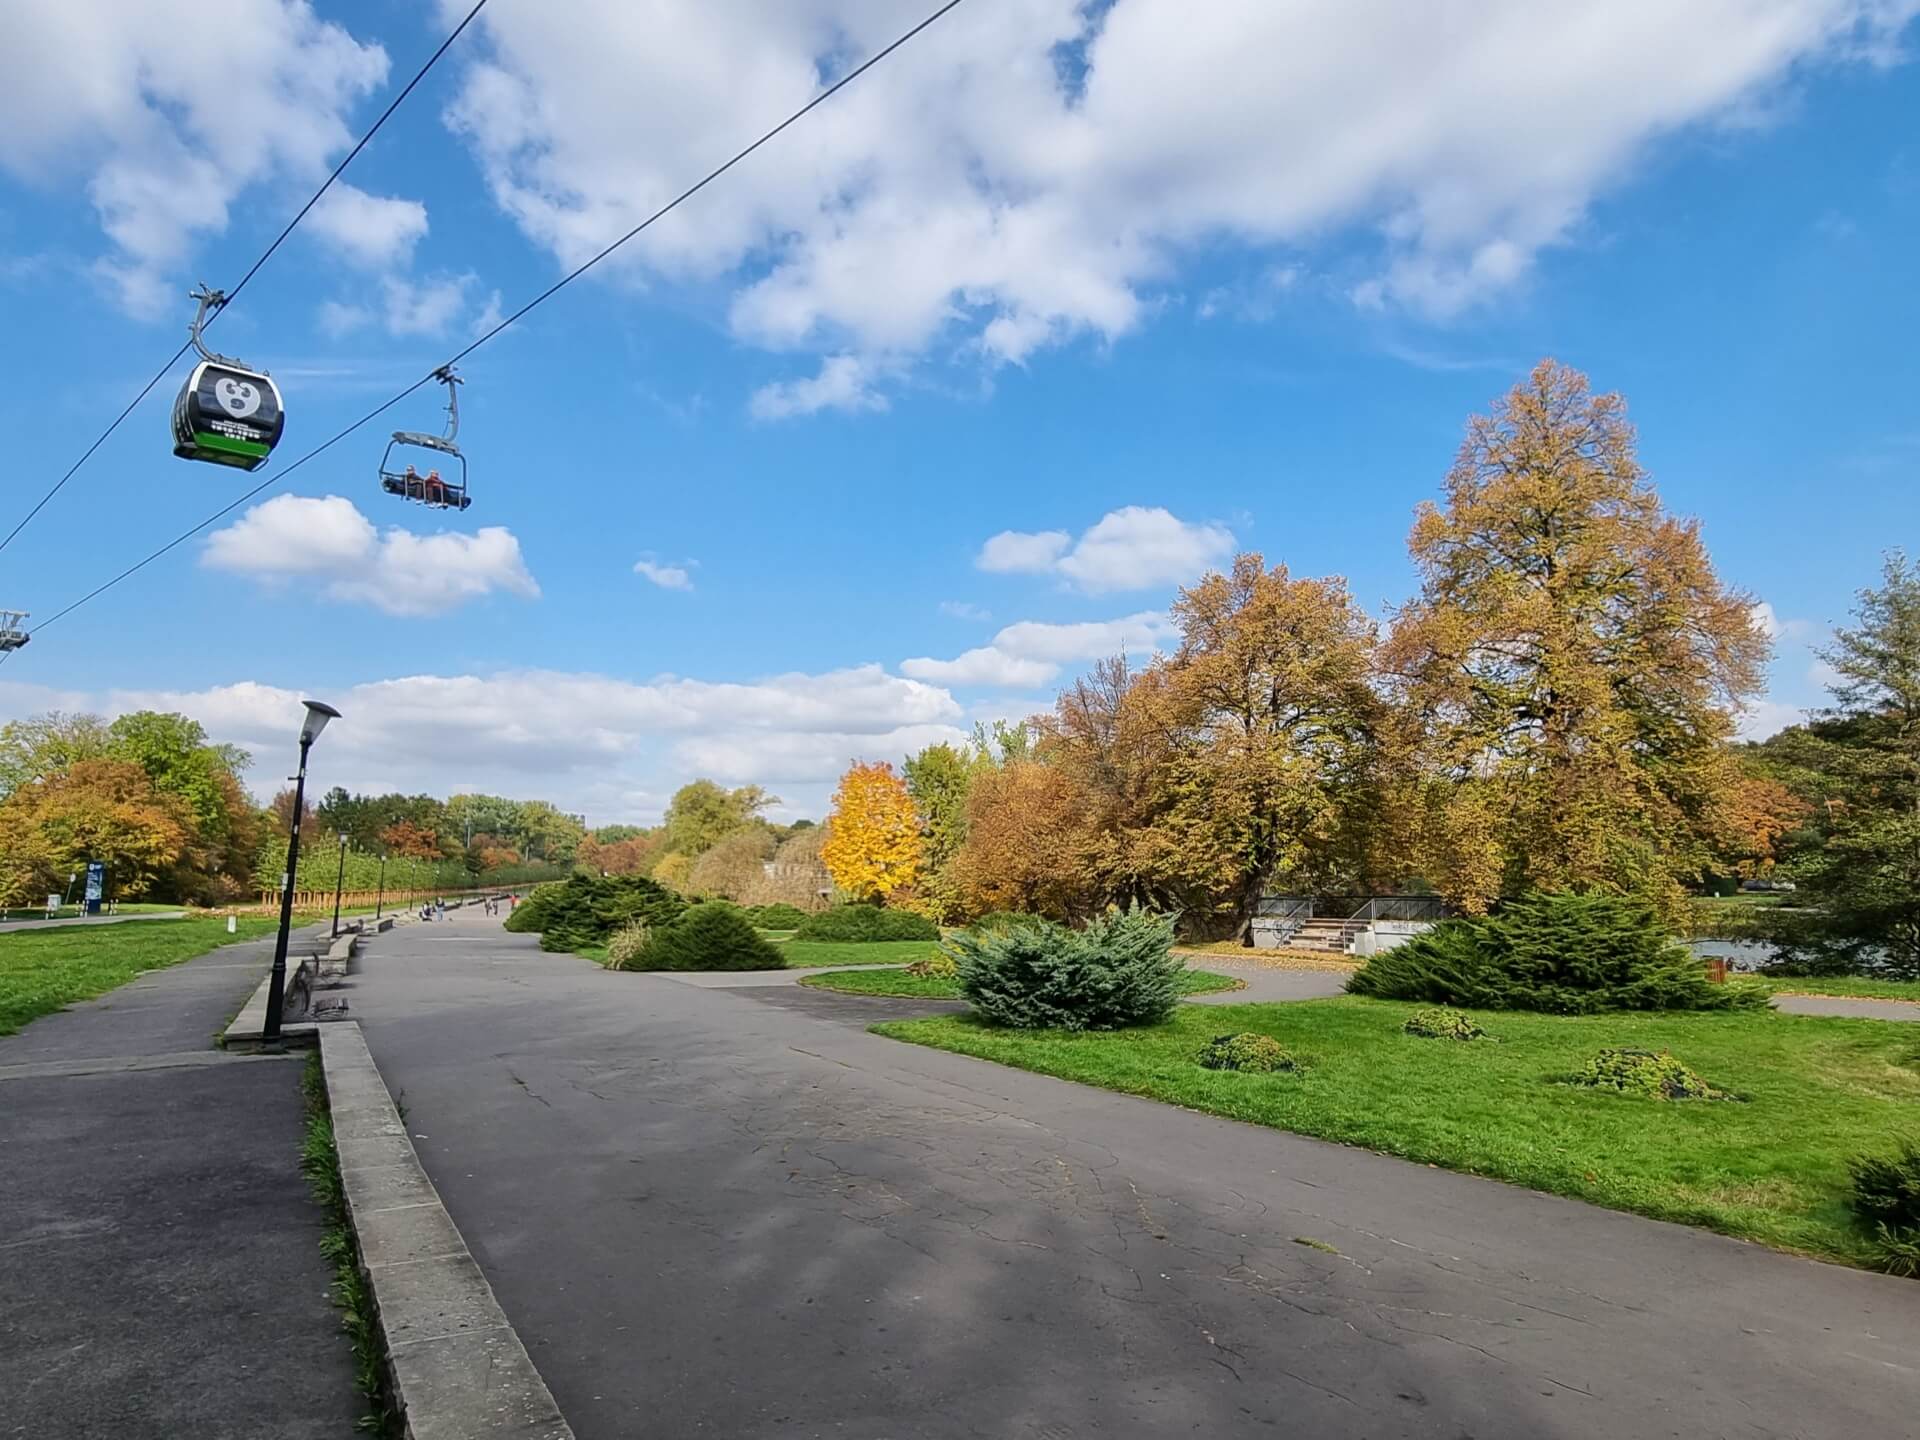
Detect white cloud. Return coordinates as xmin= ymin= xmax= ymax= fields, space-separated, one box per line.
xmin=1751 ymin=601 xmax=1824 ymax=642
xmin=634 ymin=557 xmax=695 ymax=591
xmin=900 ymin=648 xmax=1059 ymax=689
xmin=938 ymin=600 xmax=992 ymax=621
xmin=9 ymin=664 xmax=966 ymax=822
xmin=438 ymin=0 xmax=1918 ymax=405
xmin=902 ymin=610 xmax=1177 ymax=688
xmin=976 ymin=506 xmax=1234 ymax=593
xmin=317 ymin=273 xmax=484 ymax=339
xmin=749 ymin=354 xmax=888 ymax=420
xmin=201 ymin=494 xmax=538 ymax=617
xmin=978 ymin=529 xmax=1072 ymax=575
xmin=305 ymin=183 xmax=429 ymax=269
xmin=1737 ymin=697 xmax=1809 ymax=741
xmin=0 ymin=1 xmax=398 ymax=315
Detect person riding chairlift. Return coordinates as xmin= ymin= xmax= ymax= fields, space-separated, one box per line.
xmin=401 ymin=463 xmax=448 ymax=507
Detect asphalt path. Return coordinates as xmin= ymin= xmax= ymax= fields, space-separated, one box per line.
xmin=345 ymin=912 xmax=1920 ymax=1440
xmin=0 ymin=930 xmax=360 ymax=1438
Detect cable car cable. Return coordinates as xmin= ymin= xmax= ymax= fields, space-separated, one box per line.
xmin=25 ymin=0 xmax=969 ymax=640
xmin=32 ymin=0 xmax=966 ymax=635
xmin=0 ymin=0 xmax=492 ymax=560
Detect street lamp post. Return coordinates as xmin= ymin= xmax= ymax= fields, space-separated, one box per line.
xmin=265 ymin=700 xmax=340 ymax=1043
xmin=330 ymin=834 xmax=349 ymax=940
xmin=375 ymin=852 xmax=387 ymax=920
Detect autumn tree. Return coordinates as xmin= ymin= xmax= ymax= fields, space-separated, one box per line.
xmin=948 ymin=761 xmax=1100 ymax=921
xmin=0 ymin=759 xmax=189 ymax=904
xmin=652 ymin=851 xmax=694 ymax=894
xmin=1383 ymin=360 xmax=1768 ymax=913
xmin=0 ymin=711 xmax=112 ymax=800
xmin=741 ymin=825 xmax=834 ymax=909
xmin=380 ymin=818 xmax=445 ymax=859
xmin=687 ymin=827 xmax=777 ymax=899
xmin=822 ymin=761 xmax=923 ymax=902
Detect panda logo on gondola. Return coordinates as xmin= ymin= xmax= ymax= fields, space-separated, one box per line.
xmin=213 ymin=376 xmax=264 ymax=419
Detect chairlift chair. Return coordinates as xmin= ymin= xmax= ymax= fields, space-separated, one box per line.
xmin=379 ymin=367 xmax=470 ymax=510
xmin=0 ymin=610 xmax=28 ymax=654
xmin=170 ymin=286 xmax=285 ymax=470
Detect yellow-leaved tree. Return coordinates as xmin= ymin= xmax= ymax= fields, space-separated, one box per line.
xmin=822 ymin=761 xmax=923 ymax=901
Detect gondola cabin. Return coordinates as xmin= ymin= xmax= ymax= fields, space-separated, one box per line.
xmin=171 ymin=360 xmax=285 ymax=471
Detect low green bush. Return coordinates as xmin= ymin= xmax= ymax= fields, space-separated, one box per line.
xmin=626 ymin=901 xmax=785 ymax=971
xmin=1568 ymin=1047 xmax=1724 ymax=1100
xmin=502 ymin=873 xmax=687 ymax=952
xmin=1849 ymin=1139 xmax=1920 ymax=1273
xmin=794 ymin=904 xmax=940 ymax=943
xmin=744 ymin=903 xmax=810 ymax=931
xmin=969 ymin=910 xmax=1052 ymax=935
xmin=951 ymin=904 xmax=1182 ymax=1030
xmin=1347 ymin=893 xmax=1763 ymax=1013
xmin=905 ymin=953 xmax=958 ymax=979
xmin=1195 ymin=1032 xmax=1296 ymax=1073
xmin=1403 ymin=1006 xmax=1485 ymax=1041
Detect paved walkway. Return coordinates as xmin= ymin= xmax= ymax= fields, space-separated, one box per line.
xmin=0 ymin=910 xmax=188 ymax=934
xmin=347 ymin=911 xmax=1920 ymax=1439
xmin=0 ymin=929 xmax=361 ymax=1438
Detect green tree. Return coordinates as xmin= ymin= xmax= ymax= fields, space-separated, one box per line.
xmin=903 ymin=742 xmax=980 ymax=873
xmin=0 ymin=711 xmax=113 ymax=800
xmin=662 ymin=780 xmax=773 ymax=858
xmin=1772 ymin=553 xmax=1920 ymax=977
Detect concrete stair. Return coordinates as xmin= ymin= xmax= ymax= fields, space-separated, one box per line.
xmin=1286 ymin=917 xmax=1368 ymax=953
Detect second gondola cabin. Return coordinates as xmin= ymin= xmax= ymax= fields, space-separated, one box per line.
xmin=172 ymin=360 xmax=285 ymax=471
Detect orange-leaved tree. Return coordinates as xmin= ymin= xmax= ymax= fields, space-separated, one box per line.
xmin=1383 ymin=359 xmax=1769 ymax=914
xmin=822 ymin=761 xmax=923 ymax=901
xmin=0 ymin=758 xmax=190 ymax=904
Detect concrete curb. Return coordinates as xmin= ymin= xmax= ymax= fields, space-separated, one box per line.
xmin=320 ymin=1022 xmax=574 ymax=1440
xmin=224 ymin=960 xmax=317 ymax=1049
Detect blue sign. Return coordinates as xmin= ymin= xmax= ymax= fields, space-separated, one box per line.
xmin=84 ymin=862 xmax=105 ymax=914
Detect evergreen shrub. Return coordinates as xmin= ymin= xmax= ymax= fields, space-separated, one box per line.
xmin=1195 ymin=1033 xmax=1296 ymax=1073
xmin=1347 ymin=893 xmax=1763 ymax=1013
xmin=627 ymin=901 xmax=785 ymax=971
xmin=794 ymin=904 xmax=939 ymax=942
xmin=1568 ymin=1047 xmax=1724 ymax=1100
xmin=1850 ymin=1139 xmax=1920 ymax=1275
xmin=744 ymin=903 xmax=809 ymax=931
xmin=502 ymin=873 xmax=686 ymax=952
xmin=1402 ymin=1006 xmax=1485 ymax=1040
xmin=952 ymin=904 xmax=1182 ymax=1030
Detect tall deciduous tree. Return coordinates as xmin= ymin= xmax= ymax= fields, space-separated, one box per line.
xmin=822 ymin=762 xmax=923 ymax=901
xmin=0 ymin=712 xmax=113 ymax=800
xmin=949 ymin=760 xmax=1100 ymax=921
xmin=686 ymin=827 xmax=777 ymax=899
xmin=662 ymin=780 xmax=773 ymax=858
xmin=0 ymin=759 xmax=189 ymax=903
xmin=1383 ymin=359 xmax=1767 ymax=913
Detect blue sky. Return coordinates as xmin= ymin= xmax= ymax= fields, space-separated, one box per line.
xmin=1 ymin=1 xmax=1915 ymax=822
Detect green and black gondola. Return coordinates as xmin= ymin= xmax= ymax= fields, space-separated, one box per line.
xmin=170 ymin=287 xmax=284 ymax=471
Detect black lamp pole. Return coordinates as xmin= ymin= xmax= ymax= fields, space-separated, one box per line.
xmin=265 ymin=701 xmax=340 ymax=1043
xmin=375 ymin=853 xmax=387 ymax=920
xmin=330 ymin=835 xmax=349 ymax=939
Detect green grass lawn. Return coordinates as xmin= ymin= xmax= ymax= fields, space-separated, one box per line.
xmin=571 ymin=938 xmax=939 ymax=971
xmin=0 ymin=901 xmax=186 ymax=923
xmin=876 ymin=997 xmax=1920 ymax=1267
xmin=778 ymin=939 xmax=941 ymax=969
xmin=803 ymin=966 xmax=1247 ymax=999
xmin=0 ymin=916 xmax=278 ymax=1036
xmin=1750 ymin=974 xmax=1920 ymax=1003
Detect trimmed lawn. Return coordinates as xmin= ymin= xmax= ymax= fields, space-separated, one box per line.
xmin=1752 ymin=975 xmax=1920 ymax=1003
xmin=803 ymin=967 xmax=1247 ymax=999
xmin=779 ymin=939 xmax=940 ymax=969
xmin=876 ymin=997 xmax=1920 ymax=1267
xmin=572 ymin=938 xmax=938 ymax=971
xmin=0 ymin=916 xmax=277 ymax=1035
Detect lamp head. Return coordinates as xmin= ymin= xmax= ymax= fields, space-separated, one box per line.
xmin=299 ymin=700 xmax=341 ymax=746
